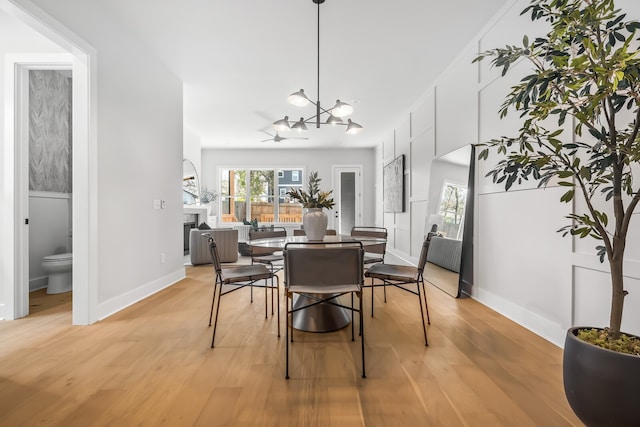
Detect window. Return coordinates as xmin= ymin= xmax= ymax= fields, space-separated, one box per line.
xmin=437 ymin=181 xmax=467 ymax=240
xmin=220 ymin=169 xmax=247 ymax=223
xmin=249 ymin=169 xmax=275 ymax=223
xmin=219 ymin=167 xmax=304 ymax=223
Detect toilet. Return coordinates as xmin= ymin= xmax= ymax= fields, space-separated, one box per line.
xmin=41 ymin=253 xmax=73 ymax=294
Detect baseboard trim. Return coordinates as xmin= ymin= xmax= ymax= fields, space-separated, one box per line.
xmin=471 ymin=287 xmax=566 ymax=348
xmin=29 ymin=276 xmax=48 ymax=292
xmin=97 ymin=268 xmax=186 ymax=321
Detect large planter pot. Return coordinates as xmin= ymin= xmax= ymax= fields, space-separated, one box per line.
xmin=302 ymin=208 xmax=328 ymax=240
xmin=563 ymin=326 xmax=640 ymax=427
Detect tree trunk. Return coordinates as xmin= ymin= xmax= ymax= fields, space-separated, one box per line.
xmin=609 ymin=244 xmax=626 ymax=338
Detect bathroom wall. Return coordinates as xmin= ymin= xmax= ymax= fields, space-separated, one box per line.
xmin=29 ymin=70 xmax=72 ymax=192
xmin=28 ymin=193 xmax=71 ymax=290
xmin=28 ymin=70 xmax=72 ymax=290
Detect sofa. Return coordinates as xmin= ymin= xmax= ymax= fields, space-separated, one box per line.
xmin=189 ymin=228 xmax=239 ymax=265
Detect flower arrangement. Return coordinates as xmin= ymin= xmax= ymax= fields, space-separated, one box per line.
xmin=287 ymin=171 xmax=335 ymax=210
xmin=200 ymin=187 xmax=218 ymax=204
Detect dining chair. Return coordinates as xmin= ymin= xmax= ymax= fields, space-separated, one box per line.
xmin=350 ymin=226 xmax=387 ymax=266
xmin=351 ymin=226 xmax=388 ymax=313
xmin=283 ymin=241 xmax=365 ymax=379
xmin=293 ymin=228 xmax=337 ymax=237
xmin=207 ymin=237 xmax=280 ymax=348
xmin=248 ymin=227 xmax=287 ymax=314
xmin=364 ymin=235 xmax=431 ymax=346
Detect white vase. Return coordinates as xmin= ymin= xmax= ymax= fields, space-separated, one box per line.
xmin=303 ymin=208 xmax=328 ymax=240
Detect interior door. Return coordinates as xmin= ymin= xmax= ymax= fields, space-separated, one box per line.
xmin=331 ymin=166 xmax=362 ymax=234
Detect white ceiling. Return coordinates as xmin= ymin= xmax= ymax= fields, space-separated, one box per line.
xmin=6 ymin=0 xmax=512 ymax=149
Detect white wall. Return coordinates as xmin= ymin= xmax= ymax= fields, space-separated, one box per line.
xmin=4 ymin=0 xmax=185 ymax=321
xmin=201 ymin=148 xmax=377 ymax=227
xmin=377 ymin=0 xmax=640 ymax=347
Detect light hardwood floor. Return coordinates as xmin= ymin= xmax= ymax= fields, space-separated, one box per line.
xmin=0 ymin=266 xmax=581 ymax=426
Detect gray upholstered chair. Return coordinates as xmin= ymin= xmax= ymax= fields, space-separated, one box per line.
xmin=364 ymin=236 xmax=431 ymax=345
xmin=207 ymin=238 xmax=279 ymax=348
xmin=283 ymin=241 xmax=365 ymax=379
xmin=190 ymin=228 xmax=238 ymax=264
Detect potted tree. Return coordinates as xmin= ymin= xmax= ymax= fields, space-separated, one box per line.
xmin=475 ymin=0 xmax=640 ymax=424
xmin=287 ymin=171 xmax=335 ymax=240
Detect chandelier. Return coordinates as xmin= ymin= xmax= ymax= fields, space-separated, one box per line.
xmin=272 ymin=0 xmax=363 ymax=135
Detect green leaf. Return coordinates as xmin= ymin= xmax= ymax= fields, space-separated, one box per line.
xmin=560 ymin=190 xmax=575 ymax=203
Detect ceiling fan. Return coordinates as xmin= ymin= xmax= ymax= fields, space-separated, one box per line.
xmin=260 ymin=131 xmax=309 ymax=143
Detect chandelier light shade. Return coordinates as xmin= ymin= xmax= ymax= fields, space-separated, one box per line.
xmin=331 ymin=100 xmax=353 ymax=118
xmin=288 ymin=89 xmax=311 ymax=107
xmin=346 ymin=119 xmax=363 ymax=135
xmin=326 ymin=114 xmax=343 ymax=125
xmin=291 ymin=117 xmax=308 ymax=132
xmin=273 ymin=0 xmax=363 ymax=135
xmin=272 ymin=116 xmax=291 ymax=132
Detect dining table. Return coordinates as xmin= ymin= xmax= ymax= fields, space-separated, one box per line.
xmin=247 ymin=234 xmax=386 ymax=332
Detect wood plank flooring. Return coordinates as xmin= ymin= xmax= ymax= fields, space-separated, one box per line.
xmin=0 ymin=265 xmax=582 ymax=426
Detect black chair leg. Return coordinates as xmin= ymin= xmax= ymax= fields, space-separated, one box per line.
xmin=291 ymin=294 xmax=296 ymax=343
xmin=276 ymin=275 xmax=280 ymax=338
xmin=285 ymin=290 xmax=290 ymax=379
xmin=351 ymin=293 xmax=355 ymax=341
xmin=360 ymin=292 xmax=366 ymax=379
xmin=421 ymin=279 xmax=430 ymax=324
xmin=370 ymin=278 xmax=375 ymax=317
xmin=416 ymin=281 xmax=428 ymax=346
xmin=209 ymin=279 xmax=219 ymax=327
xmin=264 ymin=278 xmax=268 ymax=319
xmin=270 ymin=264 xmax=275 ymax=315
xmin=211 ymin=283 xmax=224 ymax=348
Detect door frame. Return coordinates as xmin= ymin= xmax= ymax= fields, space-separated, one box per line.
xmin=1 ymin=0 xmax=98 ymax=324
xmin=14 ymin=62 xmax=73 ymax=318
xmin=331 ymin=165 xmax=363 ymax=234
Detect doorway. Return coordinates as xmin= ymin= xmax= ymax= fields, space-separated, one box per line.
xmin=2 ymin=0 xmax=96 ymax=324
xmin=15 ymin=64 xmax=73 ymax=317
xmin=331 ymin=166 xmax=363 ymax=234
xmin=24 ymin=68 xmax=73 ymax=314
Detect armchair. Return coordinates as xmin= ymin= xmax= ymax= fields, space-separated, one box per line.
xmin=190 ymin=228 xmax=238 ymax=265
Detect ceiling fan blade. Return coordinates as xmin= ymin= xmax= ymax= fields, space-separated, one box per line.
xmin=253 ymin=110 xmax=276 ymax=123
xmin=287 ymin=136 xmax=309 ymax=140
xmin=259 ymin=137 xmax=274 ymax=142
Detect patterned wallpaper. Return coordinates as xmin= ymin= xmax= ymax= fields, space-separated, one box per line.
xmin=29 ymin=70 xmax=72 ymax=193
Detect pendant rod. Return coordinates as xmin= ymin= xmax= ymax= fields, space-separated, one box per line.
xmin=316 ymin=0 xmax=321 ymax=128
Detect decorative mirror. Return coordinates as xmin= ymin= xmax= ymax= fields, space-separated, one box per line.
xmin=424 ymin=145 xmax=475 ymax=298
xmin=183 ymin=159 xmax=200 ymax=205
